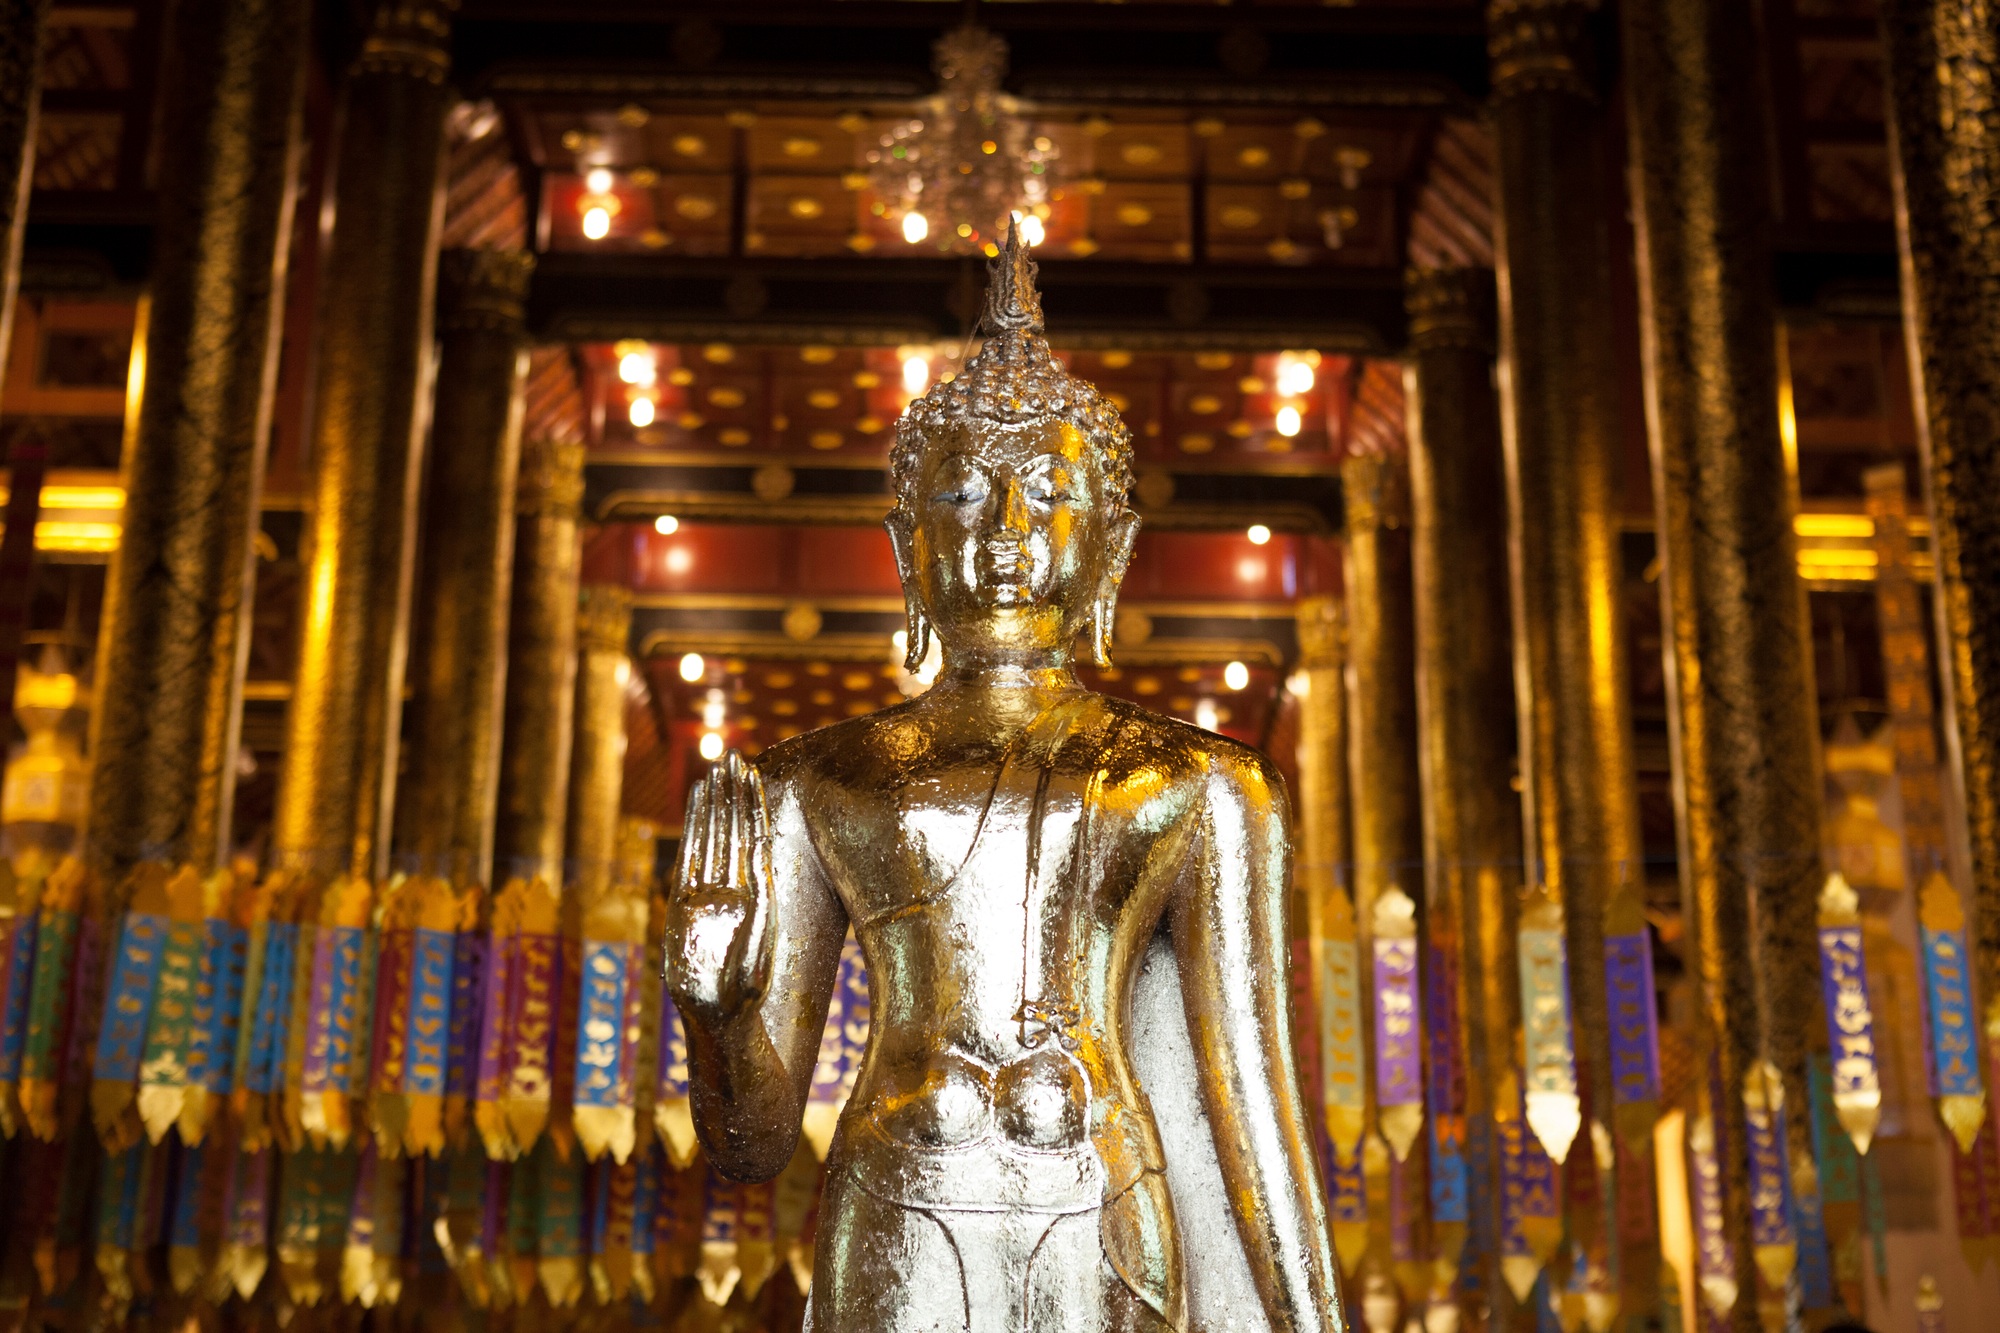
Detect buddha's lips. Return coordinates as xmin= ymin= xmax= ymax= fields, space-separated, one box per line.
xmin=977 ymin=542 xmax=1031 ymax=584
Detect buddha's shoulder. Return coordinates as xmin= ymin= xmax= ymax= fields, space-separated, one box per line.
xmin=746 ymin=697 xmax=929 ymax=784
xmin=747 ymin=689 xmax=1281 ymax=798
xmin=1087 ymin=693 xmax=1285 ymax=793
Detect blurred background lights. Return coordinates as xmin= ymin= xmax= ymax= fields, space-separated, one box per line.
xmin=702 ymin=689 xmax=727 ymax=730
xmin=1275 ymin=404 xmax=1302 ymax=437
xmin=699 ymin=731 xmax=725 ymax=761
xmin=1276 ymin=352 xmax=1318 ymax=396
xmin=1246 ymin=524 xmax=1271 ymax=546
xmin=903 ymin=354 xmax=930 ymax=393
xmin=653 ymin=514 xmax=679 ymax=535
xmin=581 ymin=206 xmax=611 ymax=240
xmin=678 ymin=652 xmax=705 ymax=683
xmin=585 ymin=167 xmax=614 ymax=195
xmin=1016 ymin=212 xmax=1045 ymax=246
xmin=628 ymin=397 xmax=655 ymax=427
xmin=1224 ymin=661 xmax=1250 ymax=691
xmin=902 ymin=211 xmax=929 ymax=244
xmin=618 ymin=349 xmax=656 ymax=384
xmin=1194 ymin=699 xmax=1221 ymax=732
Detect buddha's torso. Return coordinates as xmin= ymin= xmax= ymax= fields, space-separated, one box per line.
xmin=770 ymin=687 xmax=1203 ymax=1214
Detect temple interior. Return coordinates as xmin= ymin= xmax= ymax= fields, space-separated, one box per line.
xmin=1 ymin=1 xmax=1998 ymax=1331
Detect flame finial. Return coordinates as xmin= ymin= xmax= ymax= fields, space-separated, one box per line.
xmin=982 ymin=215 xmax=1044 ymax=337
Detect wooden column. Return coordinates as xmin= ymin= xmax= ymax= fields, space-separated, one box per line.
xmin=1880 ymin=0 xmax=2000 ymax=1106
xmin=392 ymin=250 xmax=533 ymax=888
xmin=1487 ymin=0 xmax=1639 ymax=1184
xmin=566 ymin=585 xmax=632 ymax=900
xmin=1403 ymin=266 xmax=1525 ymax=1322
xmin=493 ymin=437 xmax=585 ymax=888
xmin=272 ymin=0 xmax=454 ymax=880
xmin=84 ymin=0 xmax=308 ymax=879
xmin=1623 ymin=0 xmax=1825 ymax=1326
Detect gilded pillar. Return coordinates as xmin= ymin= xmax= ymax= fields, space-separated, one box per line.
xmin=1402 ymin=267 xmax=1523 ymax=1314
xmin=1295 ymin=595 xmax=1350 ymax=926
xmin=0 ymin=0 xmax=48 ymax=391
xmin=85 ymin=0 xmax=308 ymax=878
xmin=391 ymin=250 xmax=533 ymax=888
xmin=1343 ymin=450 xmax=1423 ymax=925
xmin=493 ymin=437 xmax=585 ymax=887
xmin=1487 ymin=0 xmax=1637 ymax=1173
xmin=1293 ymin=593 xmax=1349 ymax=1154
xmin=1623 ymin=0 xmax=1823 ymax=1326
xmin=1880 ymin=0 xmax=2000 ymax=1083
xmin=566 ymin=585 xmax=632 ymax=900
xmin=1341 ymin=449 xmax=1425 ymax=1172
xmin=272 ymin=1 xmax=454 ymax=880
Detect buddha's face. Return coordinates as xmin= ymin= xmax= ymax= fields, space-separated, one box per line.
xmin=887 ymin=417 xmax=1138 ymax=667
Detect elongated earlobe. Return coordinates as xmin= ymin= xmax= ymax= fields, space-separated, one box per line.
xmin=1091 ymin=586 xmax=1116 ymax=668
xmin=904 ymin=600 xmax=931 ymax=671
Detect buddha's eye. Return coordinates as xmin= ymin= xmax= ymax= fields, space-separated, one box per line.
xmin=1025 ymin=473 xmax=1072 ymax=505
xmin=932 ymin=473 xmax=987 ymax=505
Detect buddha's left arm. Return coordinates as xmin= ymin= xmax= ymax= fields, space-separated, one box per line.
xmin=1172 ymin=751 xmax=1346 ymax=1333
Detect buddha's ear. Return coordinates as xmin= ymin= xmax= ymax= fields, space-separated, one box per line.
xmin=1105 ymin=506 xmax=1140 ymax=585
xmin=884 ymin=508 xmax=930 ymax=671
xmin=884 ymin=507 xmax=918 ymax=585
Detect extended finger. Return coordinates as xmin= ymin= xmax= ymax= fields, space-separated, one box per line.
xmin=698 ymin=766 xmax=726 ymax=888
xmin=727 ymin=752 xmax=752 ymax=890
xmin=676 ymin=777 xmax=708 ymax=892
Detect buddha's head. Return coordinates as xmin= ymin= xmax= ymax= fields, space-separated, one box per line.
xmin=887 ymin=221 xmax=1140 ymax=673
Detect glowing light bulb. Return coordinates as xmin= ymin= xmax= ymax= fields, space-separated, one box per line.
xmin=618 ymin=351 xmax=656 ymax=385
xmin=1276 ymin=356 xmax=1316 ymax=396
xmin=585 ymin=167 xmax=614 ymax=195
xmin=1275 ymin=404 xmax=1302 ymax=437
xmin=581 ymin=206 xmax=611 ymax=240
xmin=1224 ymin=661 xmax=1250 ymax=691
xmin=678 ymin=652 xmax=705 ymax=683
xmin=628 ymin=397 xmax=656 ymax=427
xmin=1246 ymin=524 xmax=1272 ymax=546
xmin=903 ymin=355 xmax=929 ymax=393
xmin=654 ymin=514 xmax=679 ymax=535
xmin=902 ymin=211 xmax=929 ymax=244
xmin=699 ymin=731 xmax=725 ymax=761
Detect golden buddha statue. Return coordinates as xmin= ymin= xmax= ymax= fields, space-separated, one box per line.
xmin=664 ymin=221 xmax=1343 ymax=1333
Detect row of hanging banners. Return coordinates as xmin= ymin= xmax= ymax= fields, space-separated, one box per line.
xmin=0 ymin=850 xmax=1992 ymax=1328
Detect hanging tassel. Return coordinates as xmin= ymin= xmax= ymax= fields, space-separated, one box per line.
xmin=0 ymin=855 xmax=47 ymax=1137
xmin=219 ymin=1141 xmax=273 ymax=1300
xmin=574 ymin=873 xmax=648 ymax=1163
xmin=134 ymin=866 xmax=214 ymax=1144
xmin=18 ymin=858 xmax=90 ymax=1142
xmin=1370 ymin=886 xmax=1424 ymax=1164
xmin=1320 ymin=887 xmax=1366 ymax=1164
xmin=1814 ymin=873 xmax=1882 ymax=1156
xmin=231 ymin=871 xmax=299 ymax=1151
xmin=293 ymin=876 xmax=375 ymax=1150
xmin=696 ymin=1162 xmax=742 ymax=1306
xmin=91 ymin=864 xmax=178 ymax=1149
xmin=1518 ymin=884 xmax=1581 ymax=1165
xmin=178 ymin=869 xmax=250 ymax=1146
xmin=443 ymin=882 xmax=486 ymax=1150
xmin=1917 ymin=870 xmax=1987 ymax=1152
xmin=539 ymin=1137 xmax=586 ymax=1307
xmin=475 ymin=877 xmax=561 ymax=1160
xmin=1742 ymin=1061 xmax=1795 ymax=1331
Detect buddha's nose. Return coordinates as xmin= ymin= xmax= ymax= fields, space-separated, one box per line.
xmin=996 ymin=477 xmax=1032 ymax=536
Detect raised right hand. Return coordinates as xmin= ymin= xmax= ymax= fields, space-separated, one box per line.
xmin=663 ymin=749 xmax=774 ymax=1021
